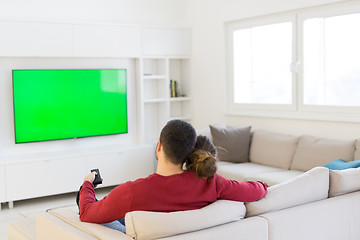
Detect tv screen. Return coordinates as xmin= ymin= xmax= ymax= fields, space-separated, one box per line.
xmin=12 ymin=69 xmax=128 ymax=144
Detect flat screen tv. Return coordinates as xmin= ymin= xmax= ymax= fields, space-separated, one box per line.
xmin=12 ymin=69 xmax=128 ymax=144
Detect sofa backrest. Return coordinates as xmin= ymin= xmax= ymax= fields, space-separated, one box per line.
xmin=125 ymin=200 xmax=246 ymax=240
xmin=245 ymin=167 xmax=329 ymax=217
xmin=290 ymin=135 xmax=355 ymax=171
xmin=249 ymin=130 xmax=300 ymax=169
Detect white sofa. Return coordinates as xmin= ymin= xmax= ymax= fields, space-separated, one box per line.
xmin=8 ymin=127 xmax=360 ymax=240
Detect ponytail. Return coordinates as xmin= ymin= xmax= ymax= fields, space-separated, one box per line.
xmin=186 ymin=149 xmax=217 ymax=178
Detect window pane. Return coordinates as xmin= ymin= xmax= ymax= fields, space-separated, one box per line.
xmin=233 ymin=22 xmax=292 ymax=104
xmin=304 ymin=13 xmax=360 ymax=106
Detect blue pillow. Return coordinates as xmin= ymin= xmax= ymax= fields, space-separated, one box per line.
xmin=324 ymin=158 xmax=360 ymax=170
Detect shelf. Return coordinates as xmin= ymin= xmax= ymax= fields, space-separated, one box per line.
xmin=138 ymin=57 xmax=192 ymax=143
xmin=169 ymin=97 xmax=191 ymax=102
xmin=170 ymin=116 xmax=192 ymax=121
xmin=143 ymin=75 xmax=167 ymax=80
xmin=144 ymin=98 xmax=168 ymax=103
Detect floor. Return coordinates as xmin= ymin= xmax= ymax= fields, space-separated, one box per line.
xmin=0 ymin=186 xmax=114 ymax=240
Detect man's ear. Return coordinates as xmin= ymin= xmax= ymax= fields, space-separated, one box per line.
xmin=156 ymin=139 xmax=162 ymax=152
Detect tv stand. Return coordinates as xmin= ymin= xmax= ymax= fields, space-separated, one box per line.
xmin=0 ymin=143 xmax=155 ymax=209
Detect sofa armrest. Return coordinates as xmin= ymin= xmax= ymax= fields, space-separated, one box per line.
xmin=37 ymin=208 xmax=132 ymax=240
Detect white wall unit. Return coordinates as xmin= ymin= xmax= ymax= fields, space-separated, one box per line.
xmin=73 ymin=24 xmax=142 ymax=57
xmin=0 ymin=19 xmax=190 ymax=206
xmin=0 ymin=21 xmax=73 ymax=57
xmin=5 ymin=157 xmax=86 ymax=202
xmin=0 ymin=165 xmax=5 ymax=204
xmin=4 ymin=144 xmax=155 ymax=203
xmin=138 ymin=57 xmax=192 ymax=143
xmin=142 ymin=28 xmax=191 ymax=56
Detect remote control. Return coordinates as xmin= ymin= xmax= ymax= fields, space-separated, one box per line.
xmin=91 ymin=168 xmax=102 ymax=185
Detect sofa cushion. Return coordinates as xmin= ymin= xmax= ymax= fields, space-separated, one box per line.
xmin=245 ymin=169 xmax=304 ymax=186
xmin=125 ymin=200 xmax=246 ymax=240
xmin=290 ymin=135 xmax=355 ymax=172
xmin=324 ymin=158 xmax=360 ymax=170
xmin=217 ymin=162 xmax=287 ymax=182
xmin=329 ymin=167 xmax=360 ymax=197
xmin=245 ymin=167 xmax=329 ymax=217
xmin=250 ymin=130 xmax=299 ymax=169
xmin=210 ymin=125 xmax=251 ymax=163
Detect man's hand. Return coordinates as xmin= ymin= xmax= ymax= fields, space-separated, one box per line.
xmin=84 ymin=171 xmax=96 ymax=184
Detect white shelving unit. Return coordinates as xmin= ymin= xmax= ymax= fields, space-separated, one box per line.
xmin=138 ymin=57 xmax=192 ymax=143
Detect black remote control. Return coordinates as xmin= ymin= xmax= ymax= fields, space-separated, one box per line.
xmin=91 ymin=168 xmax=102 ymax=185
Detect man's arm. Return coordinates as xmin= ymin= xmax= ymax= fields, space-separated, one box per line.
xmin=79 ymin=172 xmax=133 ymax=223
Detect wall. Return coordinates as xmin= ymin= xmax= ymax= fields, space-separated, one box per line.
xmin=187 ymin=0 xmax=360 ymax=140
xmin=0 ymin=0 xmax=189 ymax=159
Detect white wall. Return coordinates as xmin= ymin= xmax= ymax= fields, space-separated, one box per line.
xmin=187 ymin=0 xmax=360 ymax=140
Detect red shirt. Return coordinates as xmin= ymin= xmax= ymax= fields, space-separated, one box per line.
xmin=79 ymin=170 xmax=267 ymax=223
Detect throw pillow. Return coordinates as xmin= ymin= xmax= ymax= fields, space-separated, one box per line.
xmin=329 ymin=168 xmax=360 ymax=197
xmin=290 ymin=135 xmax=355 ymax=172
xmin=245 ymin=167 xmax=329 ymax=217
xmin=209 ymin=125 xmax=251 ymax=163
xmin=125 ymin=200 xmax=246 ymax=240
xmin=249 ymin=130 xmax=299 ymax=169
xmin=324 ymin=158 xmax=360 ymax=170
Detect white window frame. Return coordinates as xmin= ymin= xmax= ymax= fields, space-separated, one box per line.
xmin=226 ymin=1 xmax=360 ymax=123
xmin=297 ymin=3 xmax=360 ymax=119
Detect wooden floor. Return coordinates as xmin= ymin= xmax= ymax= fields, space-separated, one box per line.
xmin=0 ymin=186 xmax=113 ymax=240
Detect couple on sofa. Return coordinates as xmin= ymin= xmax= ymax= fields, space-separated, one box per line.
xmin=78 ymin=120 xmax=268 ymax=233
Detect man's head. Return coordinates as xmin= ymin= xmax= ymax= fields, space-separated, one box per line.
xmin=157 ymin=119 xmax=197 ymax=165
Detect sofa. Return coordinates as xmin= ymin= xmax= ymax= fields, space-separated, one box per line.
xmin=8 ymin=126 xmax=360 ymax=240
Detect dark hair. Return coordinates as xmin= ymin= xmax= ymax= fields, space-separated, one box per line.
xmin=185 ymin=135 xmax=217 ymax=178
xmin=160 ymin=119 xmax=197 ymax=165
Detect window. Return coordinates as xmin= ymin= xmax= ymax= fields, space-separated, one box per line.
xmin=233 ymin=22 xmax=293 ymax=104
xmin=303 ymin=13 xmax=360 ymax=107
xmin=226 ymin=2 xmax=360 ymax=121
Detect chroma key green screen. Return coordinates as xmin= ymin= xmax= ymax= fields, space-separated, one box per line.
xmin=12 ymin=69 xmax=128 ymax=143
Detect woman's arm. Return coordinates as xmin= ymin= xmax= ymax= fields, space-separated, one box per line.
xmin=215 ymin=174 xmax=267 ymax=202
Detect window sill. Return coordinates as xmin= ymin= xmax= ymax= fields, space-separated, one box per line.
xmin=225 ymin=109 xmax=360 ymax=123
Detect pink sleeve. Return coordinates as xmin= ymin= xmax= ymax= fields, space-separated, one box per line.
xmin=215 ymin=174 xmax=267 ymax=202
xmin=79 ymin=181 xmax=133 ymax=223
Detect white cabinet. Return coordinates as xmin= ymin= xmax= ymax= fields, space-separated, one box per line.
xmin=142 ymin=28 xmax=191 ymax=56
xmin=0 ymin=165 xmax=5 ymax=204
xmin=73 ymin=24 xmax=142 ymax=57
xmin=5 ymin=157 xmax=86 ymax=201
xmin=138 ymin=57 xmax=192 ymax=143
xmin=3 ymin=144 xmax=155 ymax=203
xmin=0 ymin=21 xmax=191 ymax=58
xmin=0 ymin=21 xmax=73 ymax=57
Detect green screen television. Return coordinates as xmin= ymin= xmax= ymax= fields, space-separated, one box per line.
xmin=12 ymin=69 xmax=128 ymax=144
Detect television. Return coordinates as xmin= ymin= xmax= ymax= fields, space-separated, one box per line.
xmin=12 ymin=69 xmax=128 ymax=144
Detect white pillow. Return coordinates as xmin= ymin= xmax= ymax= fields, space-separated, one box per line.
xmin=125 ymin=200 xmax=246 ymax=240
xmin=245 ymin=167 xmax=329 ymax=217
xmin=329 ymin=168 xmax=360 ymax=197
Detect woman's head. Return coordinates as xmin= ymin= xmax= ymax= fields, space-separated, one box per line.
xmin=186 ymin=135 xmax=217 ymax=178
